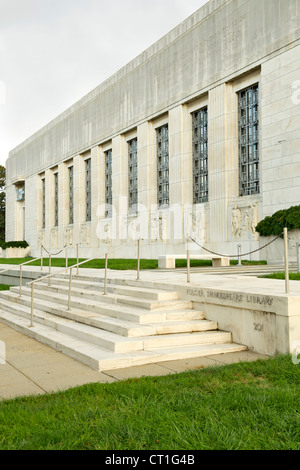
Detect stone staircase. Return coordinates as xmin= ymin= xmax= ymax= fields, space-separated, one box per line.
xmin=0 ymin=275 xmax=247 ymax=371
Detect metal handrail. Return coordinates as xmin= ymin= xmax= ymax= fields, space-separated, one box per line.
xmin=27 ymin=239 xmax=142 ymax=327
xmin=0 ymin=256 xmax=45 ymax=297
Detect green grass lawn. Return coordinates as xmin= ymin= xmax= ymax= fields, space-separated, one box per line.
xmin=0 ymin=355 xmax=299 ymax=450
xmin=0 ymin=257 xmax=267 ymax=270
xmin=260 ymin=273 xmax=300 ymax=281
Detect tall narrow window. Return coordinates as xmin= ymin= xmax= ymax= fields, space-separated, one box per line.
xmin=105 ymin=149 xmax=112 ymax=218
xmin=42 ymin=178 xmax=45 ymax=229
xmin=192 ymin=107 xmax=208 ymax=203
xmin=54 ymin=173 xmax=58 ymax=227
xmin=157 ymin=124 xmax=169 ymax=208
xmin=85 ymin=158 xmax=91 ymax=222
xmin=128 ymin=138 xmax=138 ymax=214
xmin=69 ymin=166 xmax=74 ymax=224
xmin=238 ymin=84 xmax=259 ymax=196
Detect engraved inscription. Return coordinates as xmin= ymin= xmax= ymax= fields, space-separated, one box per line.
xmin=186 ymin=288 xmax=274 ymax=307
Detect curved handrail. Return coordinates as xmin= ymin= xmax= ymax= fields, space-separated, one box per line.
xmin=27 ymin=239 xmax=141 ymax=327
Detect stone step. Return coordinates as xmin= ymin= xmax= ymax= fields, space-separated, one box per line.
xmin=0 ymin=295 xmax=222 ymax=352
xmin=37 ymin=277 xmax=180 ymax=301
xmin=0 ymin=308 xmax=247 ymax=371
xmin=0 ymin=293 xmax=209 ymax=339
xmin=16 ymin=284 xmax=190 ymax=312
xmin=4 ymin=288 xmax=196 ymax=325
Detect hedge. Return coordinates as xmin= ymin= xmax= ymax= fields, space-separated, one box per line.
xmin=0 ymin=241 xmax=29 ymax=250
xmin=256 ymin=205 xmax=300 ymax=237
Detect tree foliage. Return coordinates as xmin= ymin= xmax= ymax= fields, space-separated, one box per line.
xmin=256 ymin=205 xmax=300 ymax=237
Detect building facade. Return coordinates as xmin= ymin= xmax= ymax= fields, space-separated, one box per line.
xmin=5 ymin=0 xmax=300 ymax=260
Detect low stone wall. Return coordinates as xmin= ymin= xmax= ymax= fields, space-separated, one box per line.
xmin=0 ymin=246 xmax=31 ymax=258
xmin=259 ymin=230 xmax=300 ymax=265
xmin=180 ymin=285 xmax=300 ymax=357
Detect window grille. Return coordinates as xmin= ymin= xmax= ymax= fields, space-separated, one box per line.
xmin=238 ymin=84 xmax=259 ymax=196
xmin=157 ymin=124 xmax=169 ymax=208
xmin=105 ymin=149 xmax=112 ymax=218
xmin=42 ymin=179 xmax=45 ymax=229
xmin=192 ymin=107 xmax=208 ymax=203
xmin=85 ymin=159 xmax=91 ymax=222
xmin=128 ymin=138 xmax=138 ymax=214
xmin=69 ymin=166 xmax=74 ymax=225
xmin=54 ymin=173 xmax=58 ymax=227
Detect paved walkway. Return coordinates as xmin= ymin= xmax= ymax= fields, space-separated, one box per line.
xmin=0 ymin=321 xmax=269 ymax=401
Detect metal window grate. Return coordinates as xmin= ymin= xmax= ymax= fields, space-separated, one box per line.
xmin=157 ymin=124 xmax=169 ymax=208
xmin=69 ymin=166 xmax=74 ymax=225
xmin=85 ymin=158 xmax=91 ymax=222
xmin=192 ymin=107 xmax=208 ymax=203
xmin=238 ymin=84 xmax=259 ymax=196
xmin=105 ymin=149 xmax=112 ymax=218
xmin=42 ymin=178 xmax=45 ymax=229
xmin=54 ymin=173 xmax=58 ymax=227
xmin=128 ymin=138 xmax=138 ymax=214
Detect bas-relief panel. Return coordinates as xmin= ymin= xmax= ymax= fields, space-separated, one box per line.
xmin=80 ymin=224 xmax=90 ymax=247
xmin=64 ymin=227 xmax=73 ymax=247
xmin=231 ymin=203 xmax=258 ymax=241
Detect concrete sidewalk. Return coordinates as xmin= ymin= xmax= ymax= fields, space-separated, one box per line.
xmin=0 ymin=321 xmax=269 ymax=401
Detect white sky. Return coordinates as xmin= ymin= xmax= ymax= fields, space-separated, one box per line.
xmin=0 ymin=0 xmax=209 ymax=168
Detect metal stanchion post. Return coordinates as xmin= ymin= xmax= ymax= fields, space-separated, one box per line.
xmin=41 ymin=245 xmax=43 ymax=272
xmin=297 ymin=242 xmax=300 ymax=274
xmin=19 ymin=265 xmax=22 ymax=297
xmin=238 ymin=244 xmax=242 ymax=266
xmin=48 ymin=254 xmax=52 ymax=286
xmin=76 ymin=243 xmax=79 ymax=276
xmin=66 ymin=246 xmax=68 ymax=268
xmin=284 ymin=227 xmax=289 ymax=294
xmin=68 ymin=268 xmax=73 ymax=311
xmin=30 ymin=284 xmax=34 ymax=328
xmin=187 ymin=238 xmax=191 ymax=283
xmin=137 ymin=239 xmax=140 ymax=281
xmin=104 ymin=254 xmax=108 ymax=295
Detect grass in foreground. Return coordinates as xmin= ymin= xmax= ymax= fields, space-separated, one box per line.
xmin=0 ymin=355 xmax=299 ymax=450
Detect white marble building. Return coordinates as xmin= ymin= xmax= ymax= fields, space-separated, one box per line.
xmin=5 ymin=0 xmax=300 ymax=260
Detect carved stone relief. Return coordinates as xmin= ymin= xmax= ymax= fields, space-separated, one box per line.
xmin=80 ymin=224 xmax=90 ymax=246
xmin=231 ymin=203 xmax=258 ymax=240
xmin=64 ymin=227 xmax=73 ymax=247
xmin=50 ymin=228 xmax=58 ymax=249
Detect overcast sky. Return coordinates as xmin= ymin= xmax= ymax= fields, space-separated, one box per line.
xmin=0 ymin=0 xmax=209 ymax=167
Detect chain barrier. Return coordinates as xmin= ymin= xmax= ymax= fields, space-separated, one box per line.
xmin=42 ymin=245 xmax=67 ymax=256
xmin=188 ymin=233 xmax=283 ymax=259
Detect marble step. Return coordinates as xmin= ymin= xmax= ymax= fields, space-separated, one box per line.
xmin=0 ymin=308 xmax=247 ymax=371
xmin=37 ymin=277 xmax=180 ymax=301
xmin=16 ymin=284 xmax=191 ymax=312
xmin=0 ymin=293 xmax=208 ymax=339
xmin=0 ymin=299 xmax=224 ymax=352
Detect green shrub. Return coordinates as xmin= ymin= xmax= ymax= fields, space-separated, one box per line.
xmin=256 ymin=205 xmax=300 ymax=237
xmin=0 ymin=240 xmax=29 ymax=250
